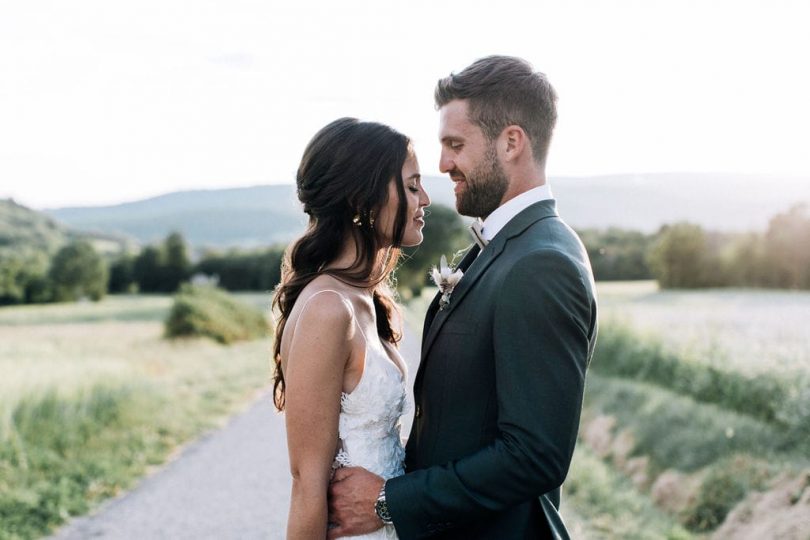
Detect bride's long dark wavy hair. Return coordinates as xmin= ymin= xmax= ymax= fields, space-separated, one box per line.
xmin=272 ymin=118 xmax=412 ymax=410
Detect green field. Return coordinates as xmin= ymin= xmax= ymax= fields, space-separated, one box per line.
xmin=575 ymin=282 xmax=810 ymax=539
xmin=0 ymin=293 xmax=273 ymax=539
xmin=598 ymin=281 xmax=810 ymax=376
xmin=4 ymin=285 xmax=810 ymax=539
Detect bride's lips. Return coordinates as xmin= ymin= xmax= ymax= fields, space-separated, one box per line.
xmin=413 ymin=215 xmax=425 ymax=226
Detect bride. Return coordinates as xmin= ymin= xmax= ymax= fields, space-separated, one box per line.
xmin=272 ymin=117 xmax=430 ymax=539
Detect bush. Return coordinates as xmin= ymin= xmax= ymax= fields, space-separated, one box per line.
xmin=132 ymin=233 xmax=192 ymax=293
xmin=763 ymin=204 xmax=810 ymax=289
xmin=578 ymin=227 xmax=655 ymax=281
xmin=164 ymin=284 xmax=269 ymax=344
xmin=49 ymin=241 xmax=108 ymax=302
xmin=681 ymin=455 xmax=772 ymax=532
xmin=648 ymin=223 xmax=712 ymax=288
xmin=108 ymin=254 xmax=136 ymax=293
xmin=565 ymin=445 xmax=692 ymax=539
xmin=0 ymin=249 xmax=50 ymax=305
xmin=193 ymin=247 xmax=284 ymax=291
xmin=642 ymin=205 xmax=810 ymax=290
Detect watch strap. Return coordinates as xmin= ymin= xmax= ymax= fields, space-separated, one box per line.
xmin=374 ymin=483 xmax=393 ymax=525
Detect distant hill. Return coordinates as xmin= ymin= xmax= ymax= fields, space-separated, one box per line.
xmin=1 ymin=199 xmax=65 ymax=253
xmin=1 ymin=198 xmax=133 ymax=255
xmin=566 ymin=173 xmax=810 ymax=232
xmin=46 ymin=185 xmax=307 ymax=248
xmin=427 ymin=173 xmax=810 ymax=233
xmin=44 ymin=174 xmax=809 ymax=248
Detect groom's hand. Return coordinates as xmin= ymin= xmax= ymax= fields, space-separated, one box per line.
xmin=327 ymin=467 xmax=385 ymax=538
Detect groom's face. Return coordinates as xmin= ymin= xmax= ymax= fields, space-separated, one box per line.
xmin=438 ymin=99 xmax=508 ymax=219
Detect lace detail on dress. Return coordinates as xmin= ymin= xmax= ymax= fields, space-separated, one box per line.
xmin=330 ymin=294 xmax=408 ymax=540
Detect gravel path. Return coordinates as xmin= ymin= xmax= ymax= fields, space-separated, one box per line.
xmin=49 ymin=326 xmax=421 ymax=540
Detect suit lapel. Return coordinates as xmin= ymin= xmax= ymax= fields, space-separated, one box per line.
xmin=421 ymin=236 xmax=505 ymax=359
xmin=420 ymin=199 xmax=560 ymax=361
xmin=422 ymin=244 xmax=479 ymax=335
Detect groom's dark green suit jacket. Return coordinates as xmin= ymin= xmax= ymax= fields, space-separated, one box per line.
xmin=386 ymin=200 xmax=598 ymax=539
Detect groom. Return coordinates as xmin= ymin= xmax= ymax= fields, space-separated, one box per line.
xmin=328 ymin=56 xmax=597 ymax=539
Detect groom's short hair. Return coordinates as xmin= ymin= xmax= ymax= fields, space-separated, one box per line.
xmin=435 ymin=55 xmax=558 ymax=165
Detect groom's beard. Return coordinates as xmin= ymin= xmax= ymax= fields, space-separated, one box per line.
xmin=455 ymin=144 xmax=508 ymax=219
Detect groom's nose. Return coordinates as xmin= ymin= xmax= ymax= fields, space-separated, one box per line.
xmin=439 ymin=149 xmax=454 ymax=174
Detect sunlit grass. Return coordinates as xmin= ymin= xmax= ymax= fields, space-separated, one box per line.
xmin=0 ymin=295 xmax=171 ymax=326
xmin=0 ymin=294 xmax=273 ymax=539
xmin=565 ymin=445 xmax=692 ymax=540
xmin=0 ymin=292 xmax=274 ymax=411
xmin=588 ymin=283 xmax=810 ymax=534
xmin=1 ymin=322 xmax=149 ymax=414
xmin=597 ymin=281 xmax=810 ymax=375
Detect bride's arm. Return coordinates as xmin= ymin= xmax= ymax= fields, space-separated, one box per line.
xmin=284 ymin=292 xmax=354 ymax=540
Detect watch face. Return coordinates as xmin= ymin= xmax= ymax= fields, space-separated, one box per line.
xmin=375 ymin=498 xmax=392 ymax=524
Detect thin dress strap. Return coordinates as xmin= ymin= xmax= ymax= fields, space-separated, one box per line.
xmin=293 ymin=289 xmax=352 ymax=332
xmin=291 ymin=289 xmax=366 ymax=344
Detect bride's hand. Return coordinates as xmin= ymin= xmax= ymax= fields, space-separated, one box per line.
xmin=327 ymin=467 xmax=385 ymax=538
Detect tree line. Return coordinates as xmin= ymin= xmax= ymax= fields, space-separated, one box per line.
xmin=1 ymin=203 xmax=808 ymax=305
xmin=0 ymin=205 xmax=469 ymax=305
xmin=648 ymin=204 xmax=810 ymax=289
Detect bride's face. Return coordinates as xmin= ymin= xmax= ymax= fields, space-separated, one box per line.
xmin=377 ymin=153 xmax=430 ymax=248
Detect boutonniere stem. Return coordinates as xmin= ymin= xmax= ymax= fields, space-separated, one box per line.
xmin=430 ymin=255 xmax=464 ymax=311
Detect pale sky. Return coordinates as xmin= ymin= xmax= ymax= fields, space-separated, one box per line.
xmin=1 ymin=0 xmax=809 ymax=209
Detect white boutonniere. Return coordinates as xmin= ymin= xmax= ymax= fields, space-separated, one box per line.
xmin=430 ymin=255 xmax=464 ymax=311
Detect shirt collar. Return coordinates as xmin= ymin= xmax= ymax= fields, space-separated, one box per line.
xmin=481 ymin=184 xmax=554 ymax=241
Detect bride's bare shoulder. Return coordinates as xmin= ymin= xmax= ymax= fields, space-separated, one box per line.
xmin=286 ymin=276 xmax=362 ymax=337
xmin=280 ymin=282 xmax=354 ymax=361
xmin=300 ymin=275 xmax=371 ymax=308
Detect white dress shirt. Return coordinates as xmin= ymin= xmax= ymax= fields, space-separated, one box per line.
xmin=480 ymin=184 xmax=554 ymax=242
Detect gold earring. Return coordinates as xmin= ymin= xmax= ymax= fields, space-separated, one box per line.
xmin=368 ymin=211 xmax=376 ymax=228
xmin=352 ymin=214 xmax=362 ymax=227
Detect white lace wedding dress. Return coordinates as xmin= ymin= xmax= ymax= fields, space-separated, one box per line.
xmin=332 ymin=302 xmax=409 ymax=540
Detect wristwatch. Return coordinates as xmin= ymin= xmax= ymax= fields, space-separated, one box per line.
xmin=374 ymin=483 xmax=393 ymax=525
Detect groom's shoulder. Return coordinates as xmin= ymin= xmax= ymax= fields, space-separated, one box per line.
xmin=507 ymin=245 xmax=582 ymax=281
xmin=516 ymin=213 xmax=584 ymax=254
xmin=504 ymin=219 xmax=592 ymax=283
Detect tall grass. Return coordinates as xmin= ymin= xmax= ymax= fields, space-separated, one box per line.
xmin=565 ymin=445 xmax=692 ymax=540
xmin=1 ymin=384 xmax=166 ymax=537
xmin=591 ymin=322 xmax=810 ymax=450
xmin=580 ymin=284 xmax=810 ymax=533
xmin=0 ymin=295 xmax=273 ymax=539
xmin=581 ymin=373 xmax=802 ymax=532
xmin=583 ymin=374 xmax=801 ymax=472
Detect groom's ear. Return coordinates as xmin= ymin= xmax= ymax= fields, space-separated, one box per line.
xmin=500 ymin=125 xmax=529 ymax=163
